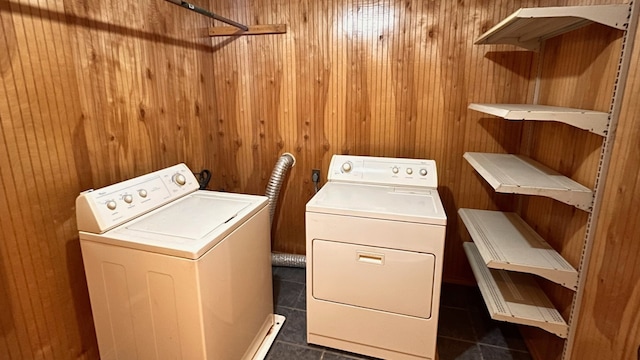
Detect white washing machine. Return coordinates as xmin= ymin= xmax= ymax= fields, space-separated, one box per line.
xmin=76 ymin=163 xmax=283 ymax=360
xmin=306 ymin=155 xmax=447 ymax=360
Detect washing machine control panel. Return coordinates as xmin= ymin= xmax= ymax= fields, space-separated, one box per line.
xmin=328 ymin=155 xmax=438 ymax=188
xmin=76 ymin=163 xmax=199 ymax=234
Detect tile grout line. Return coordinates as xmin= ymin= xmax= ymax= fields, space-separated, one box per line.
xmin=294 ymin=283 xmax=306 ymax=309
xmin=464 ymin=305 xmax=481 ymax=347
xmin=271 ymin=339 xmax=325 ymax=356
xmin=277 ymin=278 xmax=307 ymax=285
xmin=476 ymin=342 xmax=532 ymax=354
xmin=439 ymin=304 xmax=472 ymax=311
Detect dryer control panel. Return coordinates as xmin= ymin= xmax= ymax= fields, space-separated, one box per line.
xmin=76 ymin=163 xmax=199 ymax=234
xmin=328 ymin=155 xmax=438 ymax=188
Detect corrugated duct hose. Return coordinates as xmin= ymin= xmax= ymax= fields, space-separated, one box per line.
xmin=266 ymin=153 xmax=306 ymax=268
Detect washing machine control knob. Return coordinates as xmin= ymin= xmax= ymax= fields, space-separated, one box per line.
xmin=106 ymin=201 xmax=117 ymax=210
xmin=420 ymin=168 xmax=428 ymax=176
xmin=123 ymin=194 xmax=133 ymax=204
xmin=341 ymin=162 xmax=352 ymax=173
xmin=406 ymin=168 xmax=413 ymax=175
xmin=173 ymin=173 xmax=187 ymax=186
xmin=138 ymin=189 xmax=148 ymax=198
xmin=392 ymin=166 xmax=399 ymax=174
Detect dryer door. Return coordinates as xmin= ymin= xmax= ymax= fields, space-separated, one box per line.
xmin=312 ymin=239 xmax=435 ymax=318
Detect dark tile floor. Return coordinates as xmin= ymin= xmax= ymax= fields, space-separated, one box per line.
xmin=266 ymin=266 xmax=532 ymax=360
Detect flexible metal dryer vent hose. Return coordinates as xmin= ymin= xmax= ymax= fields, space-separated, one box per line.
xmin=265 ymin=153 xmax=307 ymax=268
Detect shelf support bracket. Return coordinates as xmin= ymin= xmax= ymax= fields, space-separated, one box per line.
xmin=164 ymin=0 xmax=249 ymax=31
xmin=208 ymin=24 xmax=288 ymax=37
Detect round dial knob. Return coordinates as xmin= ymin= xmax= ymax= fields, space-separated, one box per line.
xmin=106 ymin=201 xmax=117 ymax=210
xmin=406 ymin=168 xmax=413 ymax=175
xmin=420 ymin=168 xmax=428 ymax=176
xmin=392 ymin=166 xmax=399 ymax=174
xmin=123 ymin=194 xmax=133 ymax=204
xmin=138 ymin=189 xmax=148 ymax=198
xmin=174 ymin=173 xmax=186 ymax=186
xmin=341 ymin=162 xmax=352 ymax=173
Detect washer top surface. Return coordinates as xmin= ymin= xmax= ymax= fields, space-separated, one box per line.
xmin=80 ymin=190 xmax=268 ymax=259
xmin=126 ymin=192 xmax=250 ymax=239
xmin=306 ymin=182 xmax=446 ymax=225
xmin=76 ymin=163 xmax=269 ymax=259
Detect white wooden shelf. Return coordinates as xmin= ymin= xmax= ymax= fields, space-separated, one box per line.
xmin=459 ymin=208 xmax=578 ymax=290
xmin=475 ymin=5 xmax=630 ymax=51
xmin=463 ymin=152 xmax=593 ymax=211
xmin=463 ymin=242 xmax=569 ymax=338
xmin=468 ymin=103 xmax=609 ymax=136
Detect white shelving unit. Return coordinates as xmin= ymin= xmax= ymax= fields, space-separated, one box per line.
xmin=475 ymin=5 xmax=629 ymax=50
xmin=468 ymin=103 xmax=609 ymax=136
xmin=459 ymin=208 xmax=578 ymax=290
xmin=463 ymin=152 xmax=593 ymax=211
xmin=462 ymin=4 xmax=636 ymax=351
xmin=463 ymin=242 xmax=569 ymax=338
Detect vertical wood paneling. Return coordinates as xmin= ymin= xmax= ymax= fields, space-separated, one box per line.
xmin=2 ymin=2 xmax=67 ymax=357
xmin=570 ymin=12 xmax=640 ymax=360
xmin=517 ymin=17 xmax=628 ymax=360
xmin=1 ymin=0 xmax=638 ymax=358
xmin=1 ymin=0 xmax=217 ymax=358
xmin=206 ymin=0 xmax=538 ymax=270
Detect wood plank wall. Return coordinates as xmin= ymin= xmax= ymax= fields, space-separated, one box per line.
xmin=569 ymin=4 xmax=640 ymax=359
xmin=206 ymin=0 xmax=540 ymax=278
xmin=1 ymin=0 xmax=639 ymax=359
xmin=514 ymin=0 xmax=638 ymax=358
xmin=571 ymin=27 xmax=640 ymax=359
xmin=0 ymin=0 xmax=217 ymax=357
xmin=517 ymin=24 xmax=623 ymax=360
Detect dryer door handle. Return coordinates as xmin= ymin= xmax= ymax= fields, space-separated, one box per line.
xmin=357 ymin=252 xmax=384 ymax=265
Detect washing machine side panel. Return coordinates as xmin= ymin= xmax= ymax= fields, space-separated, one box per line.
xmin=79 ymin=240 xmax=205 ymax=360
xmin=198 ymin=205 xmax=274 ymax=360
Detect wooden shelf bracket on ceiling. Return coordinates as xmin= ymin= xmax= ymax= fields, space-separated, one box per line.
xmin=164 ymin=0 xmax=287 ymax=37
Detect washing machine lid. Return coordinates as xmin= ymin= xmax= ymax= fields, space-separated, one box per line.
xmin=306 ymin=182 xmax=446 ymax=225
xmin=79 ymin=191 xmax=268 ymax=259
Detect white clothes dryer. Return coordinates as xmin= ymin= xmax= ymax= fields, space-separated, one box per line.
xmin=76 ymin=163 xmax=282 ymax=360
xmin=306 ymin=155 xmax=447 ymax=360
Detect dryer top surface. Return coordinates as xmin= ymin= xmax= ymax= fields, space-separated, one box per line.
xmin=306 ymin=182 xmax=446 ymax=225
